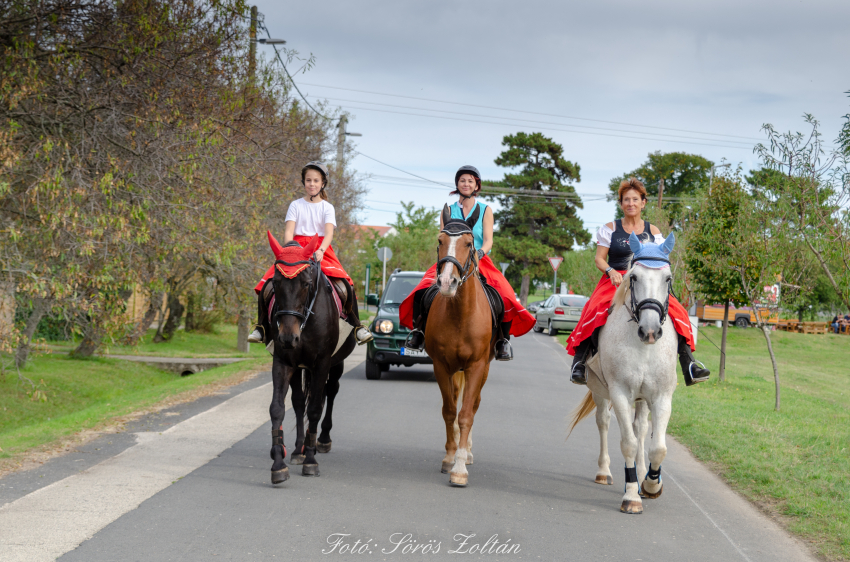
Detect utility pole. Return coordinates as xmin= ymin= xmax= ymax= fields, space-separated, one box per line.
xmin=336 ymin=115 xmax=361 ymax=180
xmin=657 ymin=177 xmax=665 ymax=207
xmin=248 ymin=6 xmax=257 ymax=80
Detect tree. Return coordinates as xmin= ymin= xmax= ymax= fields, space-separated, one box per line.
xmin=685 ymin=173 xmax=751 ymax=381
xmin=488 ymin=132 xmax=589 ymax=305
xmin=607 ymin=151 xmax=714 ymax=228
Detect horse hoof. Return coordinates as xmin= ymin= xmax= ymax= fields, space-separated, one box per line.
xmin=302 ymin=464 xmax=320 ymax=477
xmin=595 ymin=474 xmax=613 ymax=485
xmin=620 ymin=500 xmax=643 ymax=514
xmin=290 ymin=454 xmax=305 ymax=465
xmin=316 ymin=441 xmax=332 ymax=454
xmin=271 ymin=467 xmax=290 ymax=484
xmin=641 ymin=482 xmax=663 ymax=499
xmin=441 ymin=461 xmax=454 ymax=474
xmin=449 ymin=472 xmax=468 ymax=487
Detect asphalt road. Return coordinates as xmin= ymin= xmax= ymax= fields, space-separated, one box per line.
xmin=2 ymin=332 xmax=816 ymax=561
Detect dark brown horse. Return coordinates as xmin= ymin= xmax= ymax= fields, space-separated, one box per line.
xmin=425 ymin=204 xmax=497 ymax=487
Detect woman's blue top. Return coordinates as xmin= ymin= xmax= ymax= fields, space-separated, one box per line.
xmin=449 ymin=199 xmax=489 ymax=254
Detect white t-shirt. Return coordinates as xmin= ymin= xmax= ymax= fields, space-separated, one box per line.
xmin=285 ymin=198 xmax=337 ymax=236
xmin=596 ymin=223 xmax=664 ymax=247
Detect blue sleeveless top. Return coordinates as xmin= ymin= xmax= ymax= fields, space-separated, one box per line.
xmin=450 ymin=200 xmax=489 ymax=254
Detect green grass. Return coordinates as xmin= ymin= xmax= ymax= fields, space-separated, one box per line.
xmin=0 ymin=353 xmax=268 ymax=460
xmin=47 ymin=324 xmax=270 ymax=358
xmin=557 ymin=326 xmax=850 ymax=560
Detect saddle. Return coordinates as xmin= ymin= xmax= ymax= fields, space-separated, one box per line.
xmin=262 ymin=275 xmax=351 ymax=320
xmin=420 ymin=274 xmax=503 ymax=335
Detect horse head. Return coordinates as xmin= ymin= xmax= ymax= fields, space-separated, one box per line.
xmin=268 ymin=231 xmax=321 ymax=349
xmin=615 ymin=232 xmax=676 ymax=345
xmin=436 ymin=203 xmax=480 ymax=297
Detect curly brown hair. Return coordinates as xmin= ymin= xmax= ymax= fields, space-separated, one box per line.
xmin=618 ymin=177 xmax=647 ymax=203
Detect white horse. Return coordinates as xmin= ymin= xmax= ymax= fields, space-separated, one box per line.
xmin=568 ymin=232 xmax=678 ymax=514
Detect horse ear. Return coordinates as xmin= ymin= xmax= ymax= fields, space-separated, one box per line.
xmin=302 ymin=234 xmax=320 ymax=258
xmin=661 ymin=232 xmax=676 ymax=255
xmin=465 ymin=204 xmax=480 ymax=229
xmin=628 ymin=232 xmax=642 ymax=254
xmin=268 ymin=230 xmax=285 ymax=260
xmin=441 ymin=204 xmax=452 ymax=227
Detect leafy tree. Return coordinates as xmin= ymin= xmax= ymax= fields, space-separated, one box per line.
xmin=608 ymin=151 xmax=714 ymax=228
xmin=559 ymin=247 xmax=601 ymax=297
xmin=488 ymin=132 xmax=589 ymax=305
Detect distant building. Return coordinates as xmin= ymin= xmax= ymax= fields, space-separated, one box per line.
xmin=351 ymin=225 xmax=398 ymax=239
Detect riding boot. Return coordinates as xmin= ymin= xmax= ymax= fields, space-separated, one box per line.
xmin=248 ymin=287 xmax=267 ymax=343
xmin=404 ymin=290 xmax=427 ymax=350
xmin=678 ymin=334 xmax=710 ymax=386
xmin=343 ymin=283 xmax=373 ymax=345
xmin=495 ymin=321 xmax=513 ymax=361
xmin=570 ymin=338 xmax=594 ymax=385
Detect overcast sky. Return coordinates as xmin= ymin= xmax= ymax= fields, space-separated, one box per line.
xmin=253 ymin=0 xmax=850 ymax=234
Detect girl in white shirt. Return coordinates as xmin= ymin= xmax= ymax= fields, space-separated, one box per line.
xmin=249 ymin=161 xmax=372 ymax=345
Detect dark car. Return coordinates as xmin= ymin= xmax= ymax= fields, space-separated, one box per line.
xmin=365 ymin=271 xmax=432 ymax=380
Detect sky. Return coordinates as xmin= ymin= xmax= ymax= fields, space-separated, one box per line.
xmin=252 ymin=0 xmax=850 ymax=234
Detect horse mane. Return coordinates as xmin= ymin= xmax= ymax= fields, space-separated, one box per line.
xmin=610 ymin=265 xmax=635 ymax=309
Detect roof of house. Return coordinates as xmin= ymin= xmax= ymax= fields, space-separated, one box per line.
xmin=352 ymin=225 xmax=397 ymax=238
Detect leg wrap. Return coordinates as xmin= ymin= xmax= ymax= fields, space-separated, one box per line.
xmin=646 ymin=464 xmax=661 ymax=481
xmin=271 ymin=429 xmax=286 ymax=456
xmin=624 ymin=465 xmax=638 ymax=483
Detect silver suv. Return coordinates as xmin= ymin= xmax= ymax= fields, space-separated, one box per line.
xmin=533 ymin=294 xmax=589 ymax=335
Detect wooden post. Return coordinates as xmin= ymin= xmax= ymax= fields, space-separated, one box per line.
xmin=719 ymin=301 xmax=729 ymax=382
xmin=657 ymin=177 xmax=664 ymax=207
xmin=248 ymin=6 xmax=257 ymax=80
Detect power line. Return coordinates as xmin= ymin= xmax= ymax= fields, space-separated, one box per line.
xmin=321 ymin=96 xmax=754 ymax=146
xmin=299 ymin=82 xmax=764 ymax=142
xmin=335 ymin=104 xmax=751 ymax=150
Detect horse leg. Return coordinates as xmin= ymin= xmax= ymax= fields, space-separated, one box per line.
xmin=289 ymin=369 xmax=307 ymax=465
xmin=450 ymin=364 xmax=486 ymax=487
xmin=435 ymin=365 xmax=459 ymax=474
xmin=610 ymin=392 xmax=643 ymax=514
xmin=641 ymin=396 xmax=671 ymax=499
xmin=269 ymin=359 xmax=293 ymax=484
xmin=633 ymin=399 xmax=650 ymax=492
xmin=593 ymin=394 xmax=613 ymax=485
xmin=318 ymin=362 xmax=343 ymax=453
xmin=465 ymin=389 xmax=484 ymax=465
xmin=302 ymin=363 xmax=329 ymax=476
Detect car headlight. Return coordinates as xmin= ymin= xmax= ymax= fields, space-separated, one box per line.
xmin=377 ymin=320 xmax=394 ymax=334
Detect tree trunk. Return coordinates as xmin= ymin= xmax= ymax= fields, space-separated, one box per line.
xmin=803 ymin=237 xmax=850 ymax=311
xmin=124 ymin=290 xmax=163 ymax=346
xmin=519 ymin=259 xmax=530 ymax=307
xmin=71 ymin=327 xmax=103 ymax=358
xmin=236 ymin=309 xmax=250 ymax=353
xmin=15 ymin=297 xmax=50 ymax=368
xmin=154 ymin=292 xmax=184 ymax=343
xmin=719 ymin=301 xmax=729 ymax=382
xmin=185 ymin=292 xmax=196 ymax=332
xmin=760 ymin=326 xmax=781 ymax=411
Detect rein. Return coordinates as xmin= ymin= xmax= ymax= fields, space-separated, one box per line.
xmin=272 ymin=258 xmax=322 ymax=331
xmin=436 ymin=225 xmax=477 ymax=288
xmin=626 ymin=257 xmax=672 ymax=325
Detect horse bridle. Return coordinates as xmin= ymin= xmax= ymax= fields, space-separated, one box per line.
xmin=436 ymin=224 xmax=477 ymax=287
xmin=626 ymin=256 xmax=672 ymax=325
xmin=272 ymin=258 xmax=322 ymax=331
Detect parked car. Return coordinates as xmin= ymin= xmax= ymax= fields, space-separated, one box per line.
xmin=527 ymin=300 xmax=543 ymax=314
xmin=533 ymin=294 xmax=589 ymax=335
xmin=365 ymin=270 xmax=432 ymax=380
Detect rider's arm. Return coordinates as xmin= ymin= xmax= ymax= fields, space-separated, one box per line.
xmin=283 ymin=221 xmax=296 ymax=244
xmin=480 ymin=206 xmax=494 ymax=255
xmin=596 ymin=222 xmax=623 ymax=286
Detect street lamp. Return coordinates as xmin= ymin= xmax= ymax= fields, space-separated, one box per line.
xmin=257 ymin=38 xmax=287 ymax=45
xmin=709 ymin=163 xmax=731 ymax=195
xmin=337 ymin=116 xmax=362 ymax=173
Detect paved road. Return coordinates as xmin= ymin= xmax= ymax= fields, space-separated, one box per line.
xmin=2 ymin=333 xmax=815 ymax=561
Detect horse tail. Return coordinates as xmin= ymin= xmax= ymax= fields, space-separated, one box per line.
xmin=567 ymin=391 xmax=596 ymax=439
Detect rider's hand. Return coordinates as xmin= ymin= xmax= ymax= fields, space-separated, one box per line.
xmin=314 ymin=248 xmax=325 ymax=262
xmin=476 ymin=249 xmax=485 ymax=261
xmin=608 ymin=270 xmax=623 ymax=287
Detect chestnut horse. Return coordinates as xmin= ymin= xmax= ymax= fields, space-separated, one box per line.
xmin=425 ymin=204 xmax=497 ymax=487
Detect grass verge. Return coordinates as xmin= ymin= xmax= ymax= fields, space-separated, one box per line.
xmin=556 ymin=326 xmax=849 ymax=560
xmin=0 ymin=353 xmax=269 ymax=465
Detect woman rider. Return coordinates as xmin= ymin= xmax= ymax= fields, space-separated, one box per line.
xmin=567 ymin=177 xmax=710 ymax=386
xmin=399 ymin=165 xmax=536 ymax=361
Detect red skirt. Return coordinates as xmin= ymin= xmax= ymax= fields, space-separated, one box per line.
xmin=254 ymin=235 xmax=353 ymax=294
xmin=399 ymin=255 xmax=535 ymax=337
xmin=565 ymin=271 xmax=694 ymax=355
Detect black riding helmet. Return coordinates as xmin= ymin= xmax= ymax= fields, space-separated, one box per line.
xmin=451 ymin=165 xmax=481 ymax=198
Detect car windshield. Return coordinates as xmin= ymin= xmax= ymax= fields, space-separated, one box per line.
xmin=560 ymin=296 xmax=588 ymax=307
xmin=382 ymin=276 xmax=422 ymax=305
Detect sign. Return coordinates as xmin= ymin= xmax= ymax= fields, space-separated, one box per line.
xmin=377 ymin=247 xmax=393 ymax=262
xmin=500 ymin=262 xmax=510 ymax=275
xmin=548 ymin=256 xmax=563 ymax=272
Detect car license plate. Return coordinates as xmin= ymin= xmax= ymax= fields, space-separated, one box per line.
xmin=400 ymin=347 xmax=427 ymax=357
xmin=570 ymin=310 xmax=581 ymax=316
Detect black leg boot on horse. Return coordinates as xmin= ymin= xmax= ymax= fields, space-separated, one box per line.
xmin=248 ymin=280 xmax=272 ymax=343
xmin=404 ymin=286 xmax=437 ymax=351
xmin=341 ymin=280 xmax=373 ymax=345
xmin=570 ymin=338 xmax=594 ymax=385
xmin=495 ymin=321 xmax=513 ymax=361
xmin=678 ymin=334 xmax=710 ymax=385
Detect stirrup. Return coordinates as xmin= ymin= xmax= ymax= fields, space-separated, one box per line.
xmin=684 ymin=360 xmax=709 ymax=386
xmin=355 ymin=326 xmax=373 ymax=345
xmin=570 ymin=362 xmax=587 ymax=385
xmin=247 ymin=325 xmax=264 ymax=343
xmin=495 ymin=338 xmax=513 ymax=361
xmin=404 ymin=328 xmax=425 ymax=351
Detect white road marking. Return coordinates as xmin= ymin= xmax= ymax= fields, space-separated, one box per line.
xmin=0 ymin=355 xmax=364 ymax=562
